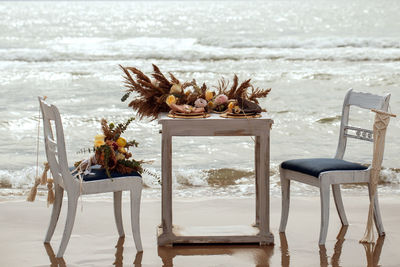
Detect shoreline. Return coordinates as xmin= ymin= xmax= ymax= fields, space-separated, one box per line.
xmin=1 ymin=196 xmax=399 ymax=266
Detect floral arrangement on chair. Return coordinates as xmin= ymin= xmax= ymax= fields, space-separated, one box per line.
xmin=120 ymin=64 xmax=271 ymax=119
xmin=74 ymin=117 xmax=144 ymax=178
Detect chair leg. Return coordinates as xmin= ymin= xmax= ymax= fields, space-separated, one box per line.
xmin=113 ymin=191 xmax=125 ymax=237
xmin=45 ymin=184 xmax=64 ymax=243
xmin=332 ymin=184 xmax=349 ymax=226
xmin=130 ymin=188 xmax=143 ymax=252
xmin=56 ymin=195 xmax=78 ymax=258
xmin=319 ymin=184 xmax=330 ymax=245
xmin=279 ymin=174 xmax=291 ymax=232
xmin=368 ymin=184 xmax=385 ymax=236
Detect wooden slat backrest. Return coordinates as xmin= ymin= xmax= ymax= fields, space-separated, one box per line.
xmin=335 ymin=89 xmax=391 ymax=159
xmin=38 ymin=97 xmax=73 ymax=189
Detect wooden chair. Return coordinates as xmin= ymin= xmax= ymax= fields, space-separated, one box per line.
xmin=39 ymin=97 xmax=143 ymax=258
xmin=279 ymin=89 xmax=391 ymax=244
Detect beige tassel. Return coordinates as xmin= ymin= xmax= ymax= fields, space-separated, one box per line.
xmin=40 ymin=162 xmax=50 ymax=185
xmin=360 ymin=109 xmax=396 ymax=243
xmin=47 ymin=178 xmax=55 ymax=206
xmin=360 ymin=198 xmax=375 ymax=243
xmin=27 ymin=177 xmax=41 ymax=202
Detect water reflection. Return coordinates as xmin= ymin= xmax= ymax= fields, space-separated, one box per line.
xmin=44 ymin=237 xmax=143 ymax=266
xmin=280 ymin=225 xmax=385 ymax=267
xmin=363 ymin=236 xmax=385 ymax=267
xmin=158 ymin=244 xmax=274 ymax=267
xmin=319 ymin=226 xmax=384 ymax=267
xmin=279 ymin=233 xmax=289 ymax=267
xmin=43 ymin=227 xmax=385 ymax=266
xmin=319 ymin=226 xmax=348 ymax=267
xmin=113 ymin=237 xmax=124 ymax=266
xmin=43 ymin=243 xmax=66 ymax=267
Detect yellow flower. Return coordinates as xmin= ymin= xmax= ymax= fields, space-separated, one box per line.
xmin=233 ymin=106 xmax=241 ymax=114
xmin=118 ymin=147 xmax=127 ymax=153
xmin=94 ymin=134 xmax=105 ymax=142
xmin=227 ymin=102 xmax=235 ymax=111
xmin=166 ymin=95 xmax=176 ymax=106
xmin=116 ymin=137 xmax=127 ymax=147
xmin=94 ymin=139 xmax=105 ymax=148
xmin=207 ymin=101 xmax=214 ymax=108
xmin=94 ymin=134 xmax=105 ymax=147
xmin=205 ymin=90 xmax=214 ymax=101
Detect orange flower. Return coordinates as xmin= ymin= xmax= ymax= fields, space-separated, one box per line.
xmin=227 ymin=102 xmax=235 ymax=112
xmin=166 ymin=95 xmax=176 ymax=106
xmin=205 ymin=90 xmax=214 ymax=101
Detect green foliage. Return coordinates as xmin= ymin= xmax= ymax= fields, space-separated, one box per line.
xmin=126 ymin=140 xmax=139 ymax=148
xmin=100 ymin=144 xmax=113 ymax=178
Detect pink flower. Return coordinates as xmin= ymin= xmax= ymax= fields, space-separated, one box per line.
xmin=194 ymin=98 xmax=207 ymax=108
xmin=214 ymin=94 xmax=228 ymax=105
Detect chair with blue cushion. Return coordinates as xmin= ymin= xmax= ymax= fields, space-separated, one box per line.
xmin=39 ymin=97 xmax=143 ymax=258
xmin=279 ymin=89 xmax=391 ymax=244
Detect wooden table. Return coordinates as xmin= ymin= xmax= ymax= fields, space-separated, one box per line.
xmin=157 ymin=113 xmax=274 ymax=246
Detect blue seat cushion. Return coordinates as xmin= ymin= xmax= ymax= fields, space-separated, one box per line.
xmin=70 ymin=165 xmax=141 ymax=181
xmin=281 ymin=158 xmax=368 ymax=178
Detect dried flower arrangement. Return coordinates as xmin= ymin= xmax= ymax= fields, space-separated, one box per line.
xmin=120 ymin=64 xmax=208 ymax=120
xmin=208 ymin=75 xmax=271 ymax=114
xmin=120 ymin=64 xmax=271 ymax=119
xmin=74 ymin=117 xmax=144 ymax=178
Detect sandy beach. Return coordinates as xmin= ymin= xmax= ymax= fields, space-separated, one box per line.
xmin=1 ymin=1 xmax=400 ymax=266
xmin=1 ymin=195 xmax=399 ymax=266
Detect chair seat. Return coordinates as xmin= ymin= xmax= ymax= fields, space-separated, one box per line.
xmin=281 ymin=158 xmax=368 ymax=178
xmin=71 ymin=165 xmax=141 ymax=181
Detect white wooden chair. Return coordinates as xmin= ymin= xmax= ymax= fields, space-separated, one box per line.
xmin=279 ymin=89 xmax=391 ymax=244
xmin=39 ymin=97 xmax=143 ymax=258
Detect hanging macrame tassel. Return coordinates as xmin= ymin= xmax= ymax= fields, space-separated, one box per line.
xmin=27 ymin=177 xmax=41 ymax=202
xmin=360 ymin=198 xmax=375 ymax=243
xmin=47 ymin=178 xmax=55 ymax=206
xmin=40 ymin=162 xmax=50 ymax=185
xmin=360 ymin=109 xmax=396 ymax=244
xmin=29 ymin=98 xmax=43 ymax=201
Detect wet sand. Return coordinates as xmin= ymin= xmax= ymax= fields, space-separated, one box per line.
xmin=0 ymin=196 xmax=399 ymax=266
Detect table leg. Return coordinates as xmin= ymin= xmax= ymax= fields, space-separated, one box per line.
xmin=159 ymin=129 xmax=173 ymax=245
xmin=258 ymin=132 xmax=273 ymax=244
xmin=255 ymin=136 xmax=260 ymax=227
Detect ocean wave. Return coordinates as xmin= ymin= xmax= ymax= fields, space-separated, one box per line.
xmin=1 ymin=164 xmax=399 ymax=200
xmin=1 ymin=164 xmax=399 ymax=190
xmin=197 ymin=37 xmax=400 ymax=49
xmin=1 ymin=36 xmax=400 ymax=63
xmin=1 ymin=52 xmax=400 ymax=64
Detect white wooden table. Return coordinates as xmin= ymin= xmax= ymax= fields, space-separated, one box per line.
xmin=157 ymin=113 xmax=274 ymax=246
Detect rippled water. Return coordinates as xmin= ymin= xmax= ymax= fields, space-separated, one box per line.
xmin=1 ymin=0 xmax=399 ymax=200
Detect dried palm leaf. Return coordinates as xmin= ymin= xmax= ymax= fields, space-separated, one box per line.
xmin=101 ymin=119 xmax=113 ymax=140
xmin=226 ymin=75 xmax=239 ymax=99
xmin=216 ymin=75 xmax=271 ymax=104
xmin=169 ymin=72 xmax=181 ymax=85
xmin=121 ymin=64 xmax=181 ymax=120
xmin=248 ymin=86 xmax=272 ymax=104
xmin=215 ymin=77 xmax=229 ymax=95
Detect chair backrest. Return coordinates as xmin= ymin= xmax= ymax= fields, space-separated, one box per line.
xmin=335 ymin=89 xmax=391 ymax=159
xmin=38 ymin=97 xmax=73 ymax=189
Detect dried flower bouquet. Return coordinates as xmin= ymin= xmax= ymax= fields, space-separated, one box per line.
xmin=120 ymin=64 xmax=271 ymax=119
